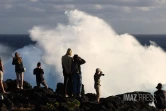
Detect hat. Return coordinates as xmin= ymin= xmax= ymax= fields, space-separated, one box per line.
xmin=96 ymin=68 xmax=101 ymax=72
xmin=156 ymin=83 xmax=162 ymax=89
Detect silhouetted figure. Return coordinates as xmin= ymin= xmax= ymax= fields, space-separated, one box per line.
xmin=154 ymin=83 xmax=166 ymax=111
xmin=94 ymin=68 xmax=104 ymax=102
xmin=12 ymin=52 xmax=24 ymax=89
xmin=62 ymin=48 xmax=73 ymax=97
xmin=72 ymin=54 xmax=86 ymax=97
xmin=33 ymin=62 xmax=48 ymax=88
xmin=0 ymin=57 xmax=6 ymax=93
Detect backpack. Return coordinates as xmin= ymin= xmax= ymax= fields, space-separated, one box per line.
xmin=154 ymin=90 xmax=166 ymax=109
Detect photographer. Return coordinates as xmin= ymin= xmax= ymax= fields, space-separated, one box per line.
xmin=94 ymin=68 xmax=104 ymax=102
xmin=72 ymin=54 xmax=86 ymax=97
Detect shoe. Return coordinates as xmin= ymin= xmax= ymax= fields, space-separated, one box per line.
xmin=65 ymin=94 xmax=69 ymax=98
xmin=20 ymin=87 xmax=23 ymax=89
xmin=45 ymin=85 xmax=48 ymax=89
xmin=17 ymin=84 xmax=20 ymax=89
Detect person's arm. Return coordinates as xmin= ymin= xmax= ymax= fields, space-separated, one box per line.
xmin=12 ymin=57 xmax=15 ymax=65
xmin=42 ymin=69 xmax=44 ymax=74
xmin=154 ymin=92 xmax=157 ymax=106
xmin=33 ymin=69 xmax=36 ymax=75
xmin=78 ymin=57 xmax=86 ymax=65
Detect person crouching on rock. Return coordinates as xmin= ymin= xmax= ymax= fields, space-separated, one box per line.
xmin=33 ymin=62 xmax=48 ymax=89
xmin=94 ymin=68 xmax=104 ymax=103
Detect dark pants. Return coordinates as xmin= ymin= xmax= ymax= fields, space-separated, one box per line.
xmin=64 ymin=75 xmax=73 ymax=96
xmin=73 ymin=73 xmax=82 ymax=95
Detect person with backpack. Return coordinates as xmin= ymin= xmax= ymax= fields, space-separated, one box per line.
xmin=33 ymin=62 xmax=48 ymax=88
xmin=154 ymin=83 xmax=166 ymax=111
xmin=72 ymin=54 xmax=86 ymax=97
xmin=0 ymin=57 xmax=6 ymax=93
xmin=62 ymin=48 xmax=73 ymax=97
xmin=94 ymin=68 xmax=105 ymax=103
xmin=12 ymin=52 xmax=25 ymax=89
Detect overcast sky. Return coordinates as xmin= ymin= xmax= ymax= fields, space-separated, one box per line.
xmin=0 ymin=0 xmax=166 ymax=34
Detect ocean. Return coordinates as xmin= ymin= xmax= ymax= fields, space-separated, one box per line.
xmin=0 ymin=34 xmax=166 ymax=96
xmin=1 ymin=34 xmax=166 ymax=59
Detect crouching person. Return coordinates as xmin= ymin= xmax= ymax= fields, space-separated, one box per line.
xmin=33 ymin=62 xmax=48 ymax=88
xmin=94 ymin=68 xmax=104 ymax=103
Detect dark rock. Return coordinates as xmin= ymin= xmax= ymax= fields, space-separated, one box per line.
xmin=0 ymin=80 xmax=157 ymax=111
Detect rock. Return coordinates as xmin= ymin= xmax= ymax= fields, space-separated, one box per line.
xmin=0 ymin=80 xmax=157 ymax=111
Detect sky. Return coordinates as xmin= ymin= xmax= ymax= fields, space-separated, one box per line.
xmin=0 ymin=0 xmax=166 ymax=34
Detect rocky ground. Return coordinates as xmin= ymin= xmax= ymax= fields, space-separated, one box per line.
xmin=0 ymin=79 xmax=157 ymax=111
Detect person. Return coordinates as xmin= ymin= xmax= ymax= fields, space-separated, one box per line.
xmin=0 ymin=57 xmax=6 ymax=93
xmin=154 ymin=83 xmax=166 ymax=111
xmin=94 ymin=68 xmax=104 ymax=103
xmin=33 ymin=62 xmax=48 ymax=88
xmin=61 ymin=48 xmax=73 ymax=97
xmin=12 ymin=52 xmax=24 ymax=89
xmin=72 ymin=54 xmax=86 ymax=97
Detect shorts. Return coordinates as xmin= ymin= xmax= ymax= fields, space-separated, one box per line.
xmin=0 ymin=71 xmax=3 ymax=81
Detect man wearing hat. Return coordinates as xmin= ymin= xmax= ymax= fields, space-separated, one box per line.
xmin=154 ymin=83 xmax=166 ymax=111
xmin=94 ymin=68 xmax=105 ymax=102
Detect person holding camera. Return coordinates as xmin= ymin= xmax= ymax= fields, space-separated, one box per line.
xmin=33 ymin=62 xmax=48 ymax=89
xmin=94 ymin=68 xmax=104 ymax=102
xmin=72 ymin=54 xmax=86 ymax=97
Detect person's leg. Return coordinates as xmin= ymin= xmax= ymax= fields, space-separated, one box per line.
xmin=36 ymin=80 xmax=40 ymax=88
xmin=64 ymin=75 xmax=69 ymax=97
xmin=72 ymin=74 xmax=77 ymax=96
xmin=41 ymin=80 xmax=48 ymax=89
xmin=20 ymin=72 xmax=24 ymax=89
xmin=78 ymin=74 xmax=82 ymax=97
xmin=68 ymin=75 xmax=73 ymax=96
xmin=16 ymin=72 xmax=20 ymax=88
xmin=95 ymin=85 xmax=100 ymax=102
xmin=0 ymin=80 xmax=6 ymax=93
xmin=0 ymin=72 xmax=5 ymax=93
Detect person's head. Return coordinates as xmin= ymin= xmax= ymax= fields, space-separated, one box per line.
xmin=15 ymin=52 xmax=20 ymax=58
xmin=96 ymin=68 xmax=102 ymax=74
xmin=37 ymin=62 xmax=41 ymax=67
xmin=66 ymin=48 xmax=72 ymax=56
xmin=156 ymin=83 xmax=162 ymax=90
xmin=73 ymin=54 xmax=79 ymax=61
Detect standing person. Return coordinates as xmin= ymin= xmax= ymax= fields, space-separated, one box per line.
xmin=154 ymin=83 xmax=166 ymax=111
xmin=12 ymin=52 xmax=24 ymax=89
xmin=94 ymin=68 xmax=104 ymax=103
xmin=0 ymin=57 xmax=6 ymax=93
xmin=62 ymin=48 xmax=73 ymax=97
xmin=33 ymin=62 xmax=48 ymax=88
xmin=72 ymin=54 xmax=86 ymax=97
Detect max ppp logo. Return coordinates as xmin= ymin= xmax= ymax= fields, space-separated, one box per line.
xmin=123 ymin=93 xmax=156 ymax=102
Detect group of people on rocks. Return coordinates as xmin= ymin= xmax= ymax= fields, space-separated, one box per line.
xmin=0 ymin=49 xmax=105 ymax=102
xmin=0 ymin=52 xmax=48 ymax=93
xmin=61 ymin=48 xmax=104 ymax=102
xmin=1 ymin=48 xmax=166 ymax=107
